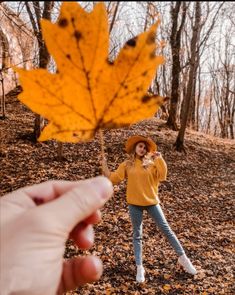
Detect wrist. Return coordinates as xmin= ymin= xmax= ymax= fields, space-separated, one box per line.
xmin=152 ymin=152 xmax=161 ymax=160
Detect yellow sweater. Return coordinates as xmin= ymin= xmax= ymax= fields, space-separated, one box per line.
xmin=110 ymin=157 xmax=167 ymax=206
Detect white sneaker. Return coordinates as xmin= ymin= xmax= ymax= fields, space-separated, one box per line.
xmin=136 ymin=265 xmax=145 ymax=283
xmin=178 ymin=254 xmax=197 ymax=275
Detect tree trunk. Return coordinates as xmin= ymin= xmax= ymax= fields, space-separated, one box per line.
xmin=189 ymin=79 xmax=196 ymax=128
xmin=0 ymin=26 xmax=9 ymax=119
xmin=175 ymin=2 xmax=201 ymax=152
xmin=196 ymin=66 xmax=201 ymax=131
xmin=0 ymin=125 xmax=4 ymax=157
xmin=25 ymin=1 xmax=54 ymax=141
xmin=229 ymin=89 xmax=234 ymax=139
xmin=33 ymin=114 xmax=45 ymax=141
xmin=34 ymin=2 xmax=54 ymax=140
xmin=188 ymin=24 xmax=200 ymax=130
xmin=206 ymin=92 xmax=213 ymax=134
xmin=109 ymin=2 xmax=120 ymax=34
xmin=166 ymin=2 xmax=187 ymax=131
xmin=57 ymin=142 xmax=63 ymax=161
xmin=0 ymin=72 xmax=6 ymax=119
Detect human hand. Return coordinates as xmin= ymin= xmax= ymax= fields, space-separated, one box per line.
xmin=143 ymin=151 xmax=161 ymax=167
xmin=152 ymin=151 xmax=161 ymax=160
xmin=0 ymin=176 xmax=113 ymax=295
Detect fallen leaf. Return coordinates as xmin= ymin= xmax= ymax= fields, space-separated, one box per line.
xmin=163 ymin=274 xmax=171 ymax=280
xmin=163 ymin=284 xmax=171 ymax=291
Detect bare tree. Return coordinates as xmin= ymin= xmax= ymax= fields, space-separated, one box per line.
xmin=202 ymin=2 xmax=235 ymax=139
xmin=187 ymin=2 xmax=225 ymax=129
xmin=166 ymin=2 xmax=187 ymax=130
xmin=0 ymin=70 xmax=5 ymax=119
xmin=108 ymin=2 xmax=120 ymax=34
xmin=25 ymin=1 xmax=54 ymax=141
xmin=0 ymin=26 xmax=9 ymax=119
xmin=213 ymin=63 xmax=235 ymax=139
xmin=174 ymin=2 xmax=201 ymax=152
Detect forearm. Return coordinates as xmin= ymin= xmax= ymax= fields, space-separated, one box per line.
xmin=102 ymin=161 xmax=126 ymax=184
xmin=155 ymin=157 xmax=167 ymax=181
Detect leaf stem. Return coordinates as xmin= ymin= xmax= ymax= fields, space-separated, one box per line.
xmin=99 ymin=128 xmax=105 ymax=163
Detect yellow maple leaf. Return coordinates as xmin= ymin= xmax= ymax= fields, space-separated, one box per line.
xmin=163 ymin=284 xmax=171 ymax=291
xmin=15 ymin=2 xmax=165 ymax=143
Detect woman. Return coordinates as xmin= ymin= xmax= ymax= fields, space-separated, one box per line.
xmin=102 ymin=135 xmax=197 ymax=283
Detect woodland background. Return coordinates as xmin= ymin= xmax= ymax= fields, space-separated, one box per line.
xmin=0 ymin=2 xmax=234 ymax=295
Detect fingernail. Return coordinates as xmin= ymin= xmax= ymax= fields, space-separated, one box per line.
xmin=86 ymin=225 xmax=94 ymax=244
xmin=92 ymin=176 xmax=113 ymax=201
xmin=92 ymin=257 xmax=103 ymax=278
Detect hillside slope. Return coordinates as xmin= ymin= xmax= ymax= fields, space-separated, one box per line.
xmin=0 ymin=91 xmax=234 ymax=294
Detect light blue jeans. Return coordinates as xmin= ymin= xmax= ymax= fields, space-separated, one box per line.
xmin=128 ymin=204 xmax=185 ymax=265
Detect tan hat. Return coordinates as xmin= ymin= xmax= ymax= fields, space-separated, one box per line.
xmin=125 ymin=135 xmax=157 ymax=154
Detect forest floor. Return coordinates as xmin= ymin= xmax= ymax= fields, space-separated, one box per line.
xmin=0 ymin=90 xmax=234 ymax=295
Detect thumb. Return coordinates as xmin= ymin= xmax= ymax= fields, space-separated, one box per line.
xmin=33 ymin=176 xmax=113 ymax=234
